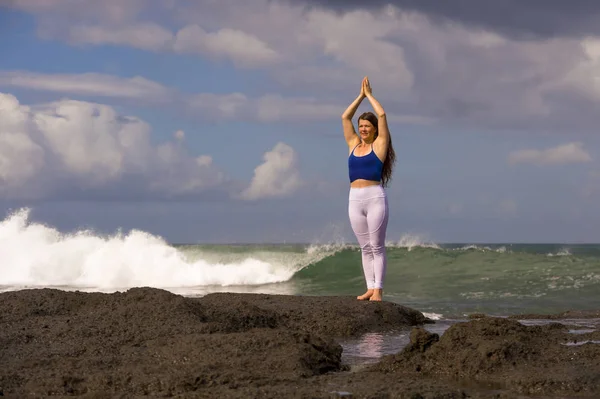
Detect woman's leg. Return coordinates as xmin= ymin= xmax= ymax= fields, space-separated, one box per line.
xmin=348 ymin=197 xmax=375 ymax=298
xmin=366 ymin=195 xmax=389 ymax=300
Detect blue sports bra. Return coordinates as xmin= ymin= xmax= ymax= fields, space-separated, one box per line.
xmin=348 ymin=144 xmax=384 ymax=183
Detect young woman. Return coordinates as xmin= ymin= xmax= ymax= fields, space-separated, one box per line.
xmin=342 ymin=77 xmax=396 ymax=301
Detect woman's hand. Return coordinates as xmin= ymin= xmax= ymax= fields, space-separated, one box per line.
xmin=362 ymin=76 xmax=372 ymax=97
xmin=359 ymin=76 xmax=366 ymax=98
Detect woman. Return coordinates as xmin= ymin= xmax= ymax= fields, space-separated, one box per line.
xmin=342 ymin=76 xmax=396 ymax=302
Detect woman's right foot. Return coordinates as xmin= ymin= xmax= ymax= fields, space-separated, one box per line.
xmin=357 ymin=289 xmax=374 ymax=300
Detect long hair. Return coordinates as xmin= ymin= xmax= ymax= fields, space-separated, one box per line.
xmin=358 ymin=112 xmax=396 ymax=187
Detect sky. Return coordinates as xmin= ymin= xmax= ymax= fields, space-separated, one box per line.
xmin=0 ymin=0 xmax=599 ymax=244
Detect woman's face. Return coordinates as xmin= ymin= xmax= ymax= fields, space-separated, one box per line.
xmin=358 ymin=119 xmax=376 ymax=142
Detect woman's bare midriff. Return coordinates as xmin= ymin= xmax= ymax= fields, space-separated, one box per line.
xmin=350 ymin=179 xmax=381 ymax=188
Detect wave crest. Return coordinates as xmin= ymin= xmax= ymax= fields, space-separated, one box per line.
xmin=388 ymin=234 xmax=441 ymax=251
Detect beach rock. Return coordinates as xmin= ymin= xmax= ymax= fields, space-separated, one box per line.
xmin=0 ymin=287 xmax=426 ymax=397
xmin=406 ymin=327 xmax=440 ymax=354
xmin=3 ymin=287 xmax=599 ymax=398
xmin=371 ymin=316 xmax=600 ymax=397
xmin=199 ymin=292 xmax=432 ymax=337
xmin=509 ymin=309 xmax=600 ymax=319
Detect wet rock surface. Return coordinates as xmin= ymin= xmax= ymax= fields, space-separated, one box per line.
xmin=199 ymin=291 xmax=432 ymax=336
xmin=1 ymin=288 xmax=599 ymax=398
xmin=509 ymin=309 xmax=600 ymax=319
xmin=371 ymin=316 xmax=600 ymax=397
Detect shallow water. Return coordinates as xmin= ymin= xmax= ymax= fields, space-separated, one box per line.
xmin=339 ymin=318 xmax=600 ymax=367
xmin=339 ymin=320 xmax=459 ymax=367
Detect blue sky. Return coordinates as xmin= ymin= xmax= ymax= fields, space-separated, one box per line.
xmin=0 ymin=0 xmax=599 ymax=244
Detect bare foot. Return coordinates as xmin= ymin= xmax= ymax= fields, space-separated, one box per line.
xmin=357 ymin=289 xmax=373 ymax=300
xmin=369 ymin=289 xmax=383 ymax=301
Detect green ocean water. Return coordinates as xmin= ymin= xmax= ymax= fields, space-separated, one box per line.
xmin=173 ymin=242 xmax=600 ymax=319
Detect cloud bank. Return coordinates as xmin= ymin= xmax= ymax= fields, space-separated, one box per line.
xmin=508 ymin=142 xmax=592 ymax=166
xmin=7 ymin=0 xmax=600 ymax=132
xmin=0 ymin=92 xmax=305 ymax=200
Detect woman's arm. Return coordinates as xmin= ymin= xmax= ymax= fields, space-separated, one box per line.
xmin=364 ymin=78 xmax=390 ymax=145
xmin=341 ymin=80 xmax=366 ymax=148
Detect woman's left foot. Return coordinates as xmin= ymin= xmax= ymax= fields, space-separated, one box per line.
xmin=369 ymin=289 xmax=383 ymax=301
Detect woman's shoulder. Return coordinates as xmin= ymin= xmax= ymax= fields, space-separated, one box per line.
xmin=372 ymin=138 xmax=388 ymax=161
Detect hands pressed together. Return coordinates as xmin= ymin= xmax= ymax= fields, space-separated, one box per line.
xmin=358 ymin=75 xmax=385 ymax=118
xmin=342 ymin=75 xmax=385 ymax=121
xmin=360 ymin=76 xmax=373 ymax=98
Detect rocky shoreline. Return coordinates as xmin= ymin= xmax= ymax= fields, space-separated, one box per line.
xmin=1 ymin=287 xmax=599 ymax=398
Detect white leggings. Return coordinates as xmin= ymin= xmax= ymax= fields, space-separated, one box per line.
xmin=348 ymin=185 xmax=389 ymax=290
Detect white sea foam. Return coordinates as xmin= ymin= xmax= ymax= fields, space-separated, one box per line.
xmin=422 ymin=312 xmax=443 ymax=320
xmin=307 ymin=242 xmax=350 ymax=254
xmin=387 ymin=236 xmax=510 ymax=253
xmin=0 ymin=208 xmax=339 ymax=295
xmin=388 ymin=234 xmax=441 ymax=251
xmin=457 ymin=244 xmax=508 ymax=253
xmin=547 ymin=248 xmax=572 ymax=257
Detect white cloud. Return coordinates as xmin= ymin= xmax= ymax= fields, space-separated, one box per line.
xmin=0 ymin=71 xmax=373 ymax=123
xmin=0 ymin=94 xmax=45 ymax=190
xmin=32 ymin=99 xmax=148 ymax=183
xmin=188 ymin=92 xmax=431 ymax=124
xmin=149 ymin=140 xmax=227 ymax=196
xmin=239 ymin=142 xmax=303 ymax=200
xmin=0 ymin=92 xmax=228 ymax=199
xmin=0 ymin=68 xmax=432 ymax=124
xmin=66 ymin=22 xmax=280 ymax=68
xmin=14 ymin=0 xmax=600 ymax=130
xmin=68 ymin=23 xmax=174 ymax=51
xmin=9 ymin=0 xmax=279 ymax=69
xmin=173 ymin=129 xmax=185 ymax=141
xmin=301 ymin=7 xmax=414 ymax=92
xmin=255 ymin=95 xmax=340 ymax=122
xmin=0 ymin=91 xmax=317 ymax=201
xmin=173 ymin=25 xmax=279 ymax=68
xmin=0 ymin=71 xmax=172 ymax=101
xmin=508 ymin=142 xmax=592 ymax=166
xmin=167 ymin=1 xmax=600 ymax=130
xmin=172 ymin=1 xmax=415 ymax=95
xmin=9 ymin=0 xmax=145 ymax=24
xmin=550 ymin=37 xmax=600 ymax=103
xmin=186 ymin=92 xmax=336 ymax=122
xmin=188 ymin=93 xmax=250 ymax=120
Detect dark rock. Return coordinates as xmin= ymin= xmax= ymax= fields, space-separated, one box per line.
xmin=0 ymin=288 xmax=425 ymax=397
xmin=2 ymin=288 xmax=599 ymax=398
xmin=370 ymin=316 xmax=600 ymax=397
xmin=509 ymin=310 xmax=600 ymax=320
xmin=407 ymin=328 xmax=440 ymax=353
xmin=468 ymin=313 xmax=487 ymax=319
xmin=199 ymin=292 xmax=430 ymax=337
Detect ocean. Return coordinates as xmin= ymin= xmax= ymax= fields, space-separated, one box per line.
xmin=2 ymin=208 xmax=599 ymax=365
